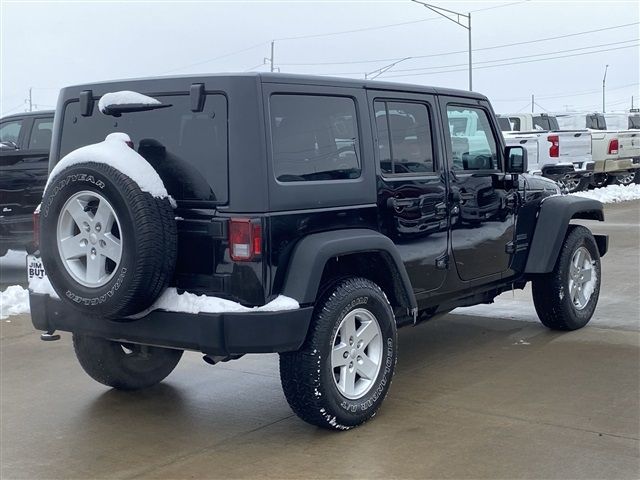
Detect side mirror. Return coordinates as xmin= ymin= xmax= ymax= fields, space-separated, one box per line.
xmin=505 ymin=146 xmax=527 ymax=174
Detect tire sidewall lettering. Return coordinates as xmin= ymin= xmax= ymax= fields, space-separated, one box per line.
xmin=43 ymin=172 xmax=106 ymax=218
xmin=65 ymin=267 xmax=128 ymax=305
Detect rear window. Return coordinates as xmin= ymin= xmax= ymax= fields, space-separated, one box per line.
xmin=586 ymin=114 xmax=607 ymax=130
xmin=59 ymin=94 xmax=228 ymax=204
xmin=533 ymin=115 xmax=558 ymax=131
xmin=497 ymin=117 xmax=512 ymax=132
xmin=269 ymin=94 xmax=361 ymax=182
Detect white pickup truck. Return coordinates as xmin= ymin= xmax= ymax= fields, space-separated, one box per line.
xmin=555 ymin=112 xmax=640 ymax=186
xmin=496 ymin=113 xmax=593 ymax=192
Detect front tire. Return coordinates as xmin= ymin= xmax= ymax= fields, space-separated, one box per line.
xmin=532 ymin=226 xmax=601 ymax=331
xmin=280 ymin=277 xmax=397 ymax=430
xmin=73 ymin=334 xmax=183 ymax=390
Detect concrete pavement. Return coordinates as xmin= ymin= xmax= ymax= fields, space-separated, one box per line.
xmin=1 ymin=202 xmax=639 ymax=479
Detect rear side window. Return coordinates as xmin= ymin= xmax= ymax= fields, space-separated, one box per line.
xmin=60 ymin=94 xmax=228 ymax=204
xmin=28 ymin=118 xmax=53 ymax=149
xmin=0 ymin=120 xmax=22 ymax=144
xmin=269 ymin=94 xmax=360 ymax=182
xmin=630 ymin=115 xmax=640 ymax=129
xmin=374 ymin=101 xmax=435 ymax=175
xmin=446 ymin=105 xmax=499 ymax=171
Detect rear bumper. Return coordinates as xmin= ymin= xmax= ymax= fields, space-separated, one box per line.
xmin=594 ymin=158 xmax=640 ymax=173
xmin=29 ymin=293 xmax=313 ymax=356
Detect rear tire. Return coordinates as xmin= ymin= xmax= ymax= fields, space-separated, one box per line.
xmin=532 ymin=226 xmax=601 ymax=331
xmin=73 ymin=334 xmax=183 ymax=390
xmin=613 ymin=170 xmax=637 ymax=186
xmin=280 ymin=277 xmax=397 ymax=430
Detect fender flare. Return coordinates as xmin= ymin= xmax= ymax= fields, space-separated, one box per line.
xmin=281 ymin=229 xmax=417 ymax=311
xmin=525 ymin=195 xmax=605 ymax=274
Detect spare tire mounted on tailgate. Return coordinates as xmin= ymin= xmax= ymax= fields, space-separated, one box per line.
xmin=40 ymin=133 xmax=177 ymax=319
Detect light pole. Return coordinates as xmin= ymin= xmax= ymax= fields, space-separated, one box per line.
xmin=602 ymin=64 xmax=609 ymax=113
xmin=411 ymin=0 xmax=472 ymax=91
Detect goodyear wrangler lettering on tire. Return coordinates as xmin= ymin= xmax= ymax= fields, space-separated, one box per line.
xmin=40 ymin=162 xmax=177 ymax=319
xmin=65 ymin=268 xmax=127 ymax=305
xmin=43 ymin=174 xmax=105 ymax=218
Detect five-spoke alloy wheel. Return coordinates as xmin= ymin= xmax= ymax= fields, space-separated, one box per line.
xmin=57 ymin=191 xmax=123 ymax=288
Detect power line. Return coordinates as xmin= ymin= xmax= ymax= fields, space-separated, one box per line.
xmin=493 ymin=83 xmax=640 ymax=102
xmin=1 ymin=103 xmax=27 ymax=115
xmin=278 ymin=21 xmax=639 ymax=66
xmin=381 ymin=43 xmax=639 ymax=79
xmin=386 ymin=39 xmax=638 ymax=74
xmin=159 ymin=41 xmax=270 ymax=74
xmin=274 ymin=0 xmax=527 ymax=42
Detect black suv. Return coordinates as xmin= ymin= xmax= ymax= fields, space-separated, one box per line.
xmin=0 ymin=110 xmax=54 ymax=256
xmin=29 ymin=74 xmax=607 ymax=430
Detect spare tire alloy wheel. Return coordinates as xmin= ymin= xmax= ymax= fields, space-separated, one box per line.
xmin=40 ymin=162 xmax=177 ymax=319
xmin=57 ymin=191 xmax=123 ymax=288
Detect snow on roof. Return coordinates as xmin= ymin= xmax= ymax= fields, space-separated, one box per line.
xmin=98 ymin=90 xmax=161 ymax=113
xmin=45 ymin=133 xmax=170 ymax=199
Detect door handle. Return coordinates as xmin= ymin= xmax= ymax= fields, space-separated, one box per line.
xmin=435 ymin=202 xmax=448 ymax=218
xmin=387 ymin=197 xmax=414 ymax=210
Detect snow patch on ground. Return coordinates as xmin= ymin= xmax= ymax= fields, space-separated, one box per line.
xmin=98 ymin=91 xmax=160 ymax=113
xmin=151 ymin=288 xmax=299 ymax=314
xmin=0 ymin=286 xmax=30 ymax=320
xmin=45 ymin=133 xmax=169 ymax=199
xmin=454 ymin=299 xmax=538 ymax=323
xmin=571 ymin=183 xmax=640 ymax=203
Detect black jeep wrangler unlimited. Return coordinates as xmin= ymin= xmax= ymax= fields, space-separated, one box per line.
xmin=30 ymin=73 xmax=607 ymax=430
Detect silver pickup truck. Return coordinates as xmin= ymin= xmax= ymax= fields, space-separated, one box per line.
xmin=497 ymin=113 xmax=593 ymax=192
xmin=556 ymin=112 xmax=640 ymax=186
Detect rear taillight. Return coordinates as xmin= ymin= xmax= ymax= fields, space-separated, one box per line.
xmin=608 ymin=138 xmax=619 ymax=155
xmin=32 ymin=206 xmax=41 ymax=250
xmin=548 ymin=135 xmax=559 ymax=158
xmin=229 ymin=218 xmax=262 ymax=261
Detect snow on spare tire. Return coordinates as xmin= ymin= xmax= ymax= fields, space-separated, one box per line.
xmin=40 ymin=133 xmax=177 ymax=319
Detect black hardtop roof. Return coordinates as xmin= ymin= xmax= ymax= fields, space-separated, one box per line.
xmin=1 ymin=110 xmax=55 ymax=121
xmin=60 ymin=72 xmax=487 ymax=102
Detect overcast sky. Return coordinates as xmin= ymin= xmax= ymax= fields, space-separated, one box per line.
xmin=1 ymin=0 xmax=638 ymax=117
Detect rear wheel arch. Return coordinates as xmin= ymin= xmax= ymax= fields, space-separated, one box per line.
xmin=281 ymin=229 xmax=417 ymax=314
